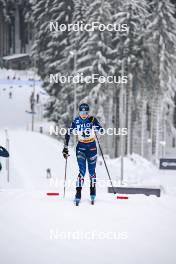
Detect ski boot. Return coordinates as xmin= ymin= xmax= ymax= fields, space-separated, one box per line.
xmin=90 ymin=186 xmax=96 ymax=205
xmin=74 ymin=187 xmax=82 ymax=206
xmin=90 ymin=195 xmax=96 ymax=205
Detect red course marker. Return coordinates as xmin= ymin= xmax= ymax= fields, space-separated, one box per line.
xmin=117 ymin=196 xmax=128 ymax=200
xmin=46 ymin=193 xmax=60 ymax=196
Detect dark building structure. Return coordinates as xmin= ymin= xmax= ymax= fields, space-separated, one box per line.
xmin=0 ymin=0 xmax=33 ymax=60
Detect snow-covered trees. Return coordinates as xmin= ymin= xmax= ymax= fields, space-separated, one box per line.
xmin=56 ymin=0 xmax=88 ymax=124
xmin=62 ymin=0 xmax=114 ymax=121
xmin=112 ymin=0 xmax=149 ymax=156
xmin=29 ymin=0 xmax=176 ymax=162
xmin=31 ymin=0 xmax=74 ymax=124
xmin=146 ymin=0 xmax=176 ymax=162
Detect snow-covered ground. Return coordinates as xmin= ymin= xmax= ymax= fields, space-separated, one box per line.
xmin=0 ymin=69 xmax=176 ymax=264
xmin=0 ymin=68 xmax=49 ymax=130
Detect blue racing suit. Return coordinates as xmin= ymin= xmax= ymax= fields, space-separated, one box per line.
xmin=64 ymin=116 xmax=103 ymax=192
xmin=0 ymin=146 xmax=9 ymax=171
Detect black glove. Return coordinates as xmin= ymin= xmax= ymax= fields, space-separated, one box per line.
xmin=62 ymin=146 xmax=69 ymax=159
xmin=89 ymin=116 xmax=95 ymax=123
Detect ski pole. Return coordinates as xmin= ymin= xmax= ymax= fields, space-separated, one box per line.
xmin=95 ymin=133 xmax=116 ymax=194
xmin=63 ymin=156 xmax=68 ymax=198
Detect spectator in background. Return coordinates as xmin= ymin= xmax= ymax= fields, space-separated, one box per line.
xmin=9 ymin=91 xmax=12 ymax=99
xmin=30 ymin=92 xmax=35 ymax=111
xmin=36 ymin=93 xmax=40 ymax=104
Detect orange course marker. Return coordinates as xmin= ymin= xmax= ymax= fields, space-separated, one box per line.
xmin=46 ymin=193 xmax=60 ymax=196
xmin=117 ymin=196 xmax=128 ymax=200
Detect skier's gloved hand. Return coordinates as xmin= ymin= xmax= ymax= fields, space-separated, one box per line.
xmin=89 ymin=116 xmax=95 ymax=123
xmin=62 ymin=146 xmax=69 ymax=159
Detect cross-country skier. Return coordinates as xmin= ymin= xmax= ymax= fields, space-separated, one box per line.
xmin=0 ymin=146 xmax=9 ymax=171
xmin=62 ymin=103 xmax=103 ymax=206
xmin=9 ymin=91 xmax=12 ymax=99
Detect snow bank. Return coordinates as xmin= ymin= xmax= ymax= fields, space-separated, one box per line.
xmin=106 ymin=153 xmax=158 ymax=185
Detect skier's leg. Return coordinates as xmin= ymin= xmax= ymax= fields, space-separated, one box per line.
xmin=87 ymin=144 xmax=97 ymax=198
xmin=75 ymin=144 xmax=86 ymax=199
xmin=90 ymin=174 xmax=96 ymax=196
xmin=75 ymin=175 xmax=84 ymax=199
